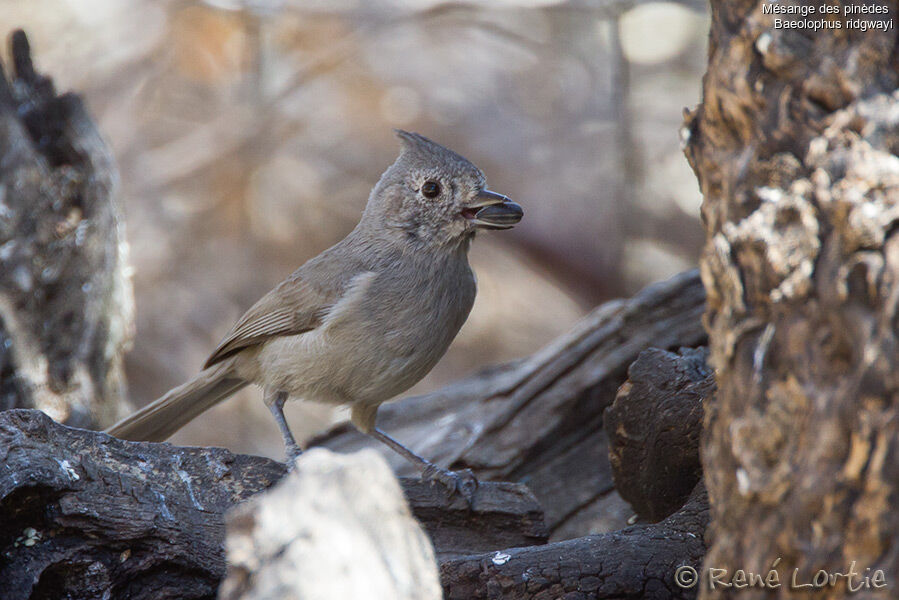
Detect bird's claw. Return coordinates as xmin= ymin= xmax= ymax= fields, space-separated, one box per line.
xmin=422 ymin=464 xmax=479 ymax=505
xmin=285 ymin=445 xmax=304 ymax=471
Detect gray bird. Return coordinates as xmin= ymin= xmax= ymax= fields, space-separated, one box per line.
xmin=106 ymin=130 xmax=523 ymax=495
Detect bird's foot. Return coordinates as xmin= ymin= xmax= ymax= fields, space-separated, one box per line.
xmin=421 ymin=464 xmax=479 ymax=506
xmin=285 ymin=444 xmax=304 ymax=470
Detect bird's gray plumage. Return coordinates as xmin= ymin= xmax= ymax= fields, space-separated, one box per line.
xmin=106 ymin=130 xmax=520 ymax=472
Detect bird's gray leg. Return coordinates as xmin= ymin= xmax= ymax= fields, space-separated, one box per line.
xmin=370 ymin=428 xmax=478 ymax=503
xmin=264 ymin=389 xmax=302 ymax=465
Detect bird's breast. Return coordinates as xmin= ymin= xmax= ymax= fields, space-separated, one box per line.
xmin=258 ymin=256 xmax=476 ymax=404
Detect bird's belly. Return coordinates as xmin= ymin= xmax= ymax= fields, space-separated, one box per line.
xmin=246 ymin=258 xmax=475 ymax=406
xmin=250 ymin=326 xmax=446 ymax=405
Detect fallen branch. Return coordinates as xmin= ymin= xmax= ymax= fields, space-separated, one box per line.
xmin=440 ymin=484 xmax=709 ymax=600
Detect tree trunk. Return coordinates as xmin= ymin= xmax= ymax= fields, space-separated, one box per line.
xmin=684 ymin=1 xmax=899 ymax=597
xmin=0 ymin=31 xmax=133 ymax=429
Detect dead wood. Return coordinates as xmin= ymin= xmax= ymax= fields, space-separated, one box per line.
xmin=0 ymin=409 xmax=546 ymax=600
xmin=218 ymin=449 xmax=444 ymax=600
xmin=0 ymin=30 xmax=132 ymax=429
xmin=605 ymin=346 xmax=712 ymax=521
xmin=440 ymin=483 xmax=708 ymax=600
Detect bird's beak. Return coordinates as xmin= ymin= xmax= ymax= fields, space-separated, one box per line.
xmin=463 ymin=189 xmax=524 ymax=230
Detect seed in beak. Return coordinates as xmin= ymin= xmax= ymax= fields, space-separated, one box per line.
xmin=474 ymin=201 xmax=523 ymax=226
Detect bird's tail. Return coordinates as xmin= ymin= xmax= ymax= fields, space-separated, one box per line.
xmin=105 ymin=359 xmax=248 ymax=442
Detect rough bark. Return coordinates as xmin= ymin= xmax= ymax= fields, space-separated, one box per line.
xmin=314 ymin=269 xmax=707 ymax=540
xmin=0 ymin=409 xmax=281 ymax=600
xmin=0 ymin=30 xmax=132 ymax=428
xmin=605 ymin=346 xmax=713 ymax=522
xmin=402 ymin=478 xmax=548 ymax=560
xmin=684 ymin=1 xmax=899 ymax=597
xmin=440 ymin=483 xmax=709 ymax=600
xmin=0 ymin=409 xmax=546 ymax=600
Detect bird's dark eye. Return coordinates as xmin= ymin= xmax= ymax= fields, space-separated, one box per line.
xmin=421 ymin=181 xmax=441 ymax=198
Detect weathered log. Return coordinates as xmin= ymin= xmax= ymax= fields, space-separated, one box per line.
xmin=0 ymin=409 xmax=283 ymax=600
xmin=0 ymin=410 xmax=284 ymax=600
xmin=0 ymin=30 xmax=132 ymax=428
xmin=219 ymin=448 xmax=443 ymax=600
xmin=314 ymin=269 xmax=707 ymax=539
xmin=605 ymin=346 xmax=712 ymax=521
xmin=684 ymin=0 xmax=899 ymax=597
xmin=0 ymin=409 xmax=546 ymax=600
xmin=402 ymin=478 xmax=547 ymax=560
xmin=440 ymin=483 xmax=709 ymax=600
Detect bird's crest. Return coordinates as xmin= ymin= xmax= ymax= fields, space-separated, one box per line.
xmin=393 ymin=129 xmax=483 ymax=179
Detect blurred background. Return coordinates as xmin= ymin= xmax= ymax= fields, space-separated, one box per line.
xmin=1 ymin=0 xmax=708 ymax=459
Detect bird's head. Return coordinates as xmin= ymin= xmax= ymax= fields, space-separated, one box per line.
xmin=363 ymin=130 xmax=522 ymax=250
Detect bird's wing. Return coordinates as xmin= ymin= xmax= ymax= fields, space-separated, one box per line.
xmin=203 ymin=273 xmax=337 ymax=368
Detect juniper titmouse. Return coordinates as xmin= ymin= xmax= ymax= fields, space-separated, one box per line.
xmin=106 ymin=130 xmax=523 ymax=497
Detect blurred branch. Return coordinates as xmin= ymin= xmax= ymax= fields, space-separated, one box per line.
xmin=137 ymin=0 xmax=645 ymax=195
